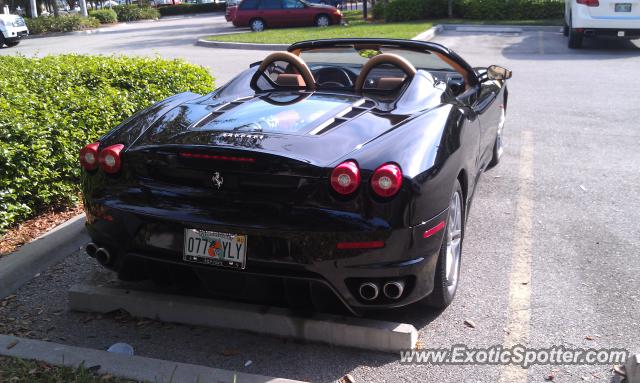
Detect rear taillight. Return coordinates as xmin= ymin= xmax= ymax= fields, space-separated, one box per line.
xmin=370 ymin=163 xmax=402 ymax=198
xmin=330 ymin=160 xmax=360 ymax=195
xmin=79 ymin=142 xmax=100 ymax=170
xmin=577 ymin=0 xmax=599 ymax=6
xmin=98 ymin=144 xmax=125 ymax=174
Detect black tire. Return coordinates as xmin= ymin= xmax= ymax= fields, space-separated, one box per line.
xmin=563 ymin=21 xmax=569 ymax=37
xmin=567 ymin=15 xmax=583 ymax=49
xmin=249 ymin=18 xmax=266 ymax=32
xmin=315 ymin=14 xmax=331 ymax=27
xmin=6 ymin=41 xmax=20 ymax=47
xmin=0 ymin=34 xmax=5 ymax=48
xmin=420 ymin=179 xmax=465 ymax=309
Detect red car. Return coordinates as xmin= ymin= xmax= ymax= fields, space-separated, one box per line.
xmin=225 ymin=0 xmax=342 ymax=31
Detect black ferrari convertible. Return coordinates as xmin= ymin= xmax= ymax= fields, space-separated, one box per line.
xmin=80 ymin=38 xmax=511 ymax=315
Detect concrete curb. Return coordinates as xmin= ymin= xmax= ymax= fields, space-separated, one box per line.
xmin=0 ymin=335 xmax=306 ymax=383
xmin=196 ymin=37 xmax=289 ymax=51
xmin=412 ymin=24 xmax=443 ymax=41
xmin=69 ymin=284 xmax=418 ymax=353
xmin=0 ymin=214 xmax=88 ymax=300
xmin=440 ymin=23 xmax=562 ymax=33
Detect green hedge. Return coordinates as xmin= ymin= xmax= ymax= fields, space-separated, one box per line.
xmin=455 ymin=0 xmax=563 ymax=19
xmin=0 ymin=55 xmax=215 ymax=234
xmin=24 ymin=15 xmax=100 ymax=34
xmin=112 ymin=5 xmax=160 ymax=21
xmin=158 ymin=3 xmax=226 ymax=16
xmin=384 ymin=0 xmax=447 ymax=22
xmin=89 ymin=9 xmax=118 ymax=24
xmin=382 ymin=0 xmax=563 ymax=21
xmin=372 ymin=1 xmax=386 ymax=20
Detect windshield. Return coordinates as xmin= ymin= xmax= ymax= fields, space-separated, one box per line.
xmin=299 ymin=46 xmax=456 ymax=71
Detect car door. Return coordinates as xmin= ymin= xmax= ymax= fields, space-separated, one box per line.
xmin=259 ymin=0 xmax=285 ymax=27
xmin=282 ymin=0 xmax=308 ymax=26
xmin=473 ymin=78 xmax=502 ymax=169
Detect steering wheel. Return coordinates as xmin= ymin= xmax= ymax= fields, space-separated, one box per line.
xmin=257 ymin=51 xmax=316 ymax=91
xmin=354 ymin=53 xmax=417 ymax=92
xmin=315 ymin=67 xmax=354 ymax=88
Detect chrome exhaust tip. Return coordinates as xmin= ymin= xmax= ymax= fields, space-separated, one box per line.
xmin=95 ymin=247 xmax=112 ymax=266
xmin=85 ymin=242 xmax=98 ymax=258
xmin=359 ymin=282 xmax=379 ymax=301
xmin=383 ymin=281 xmax=405 ymax=300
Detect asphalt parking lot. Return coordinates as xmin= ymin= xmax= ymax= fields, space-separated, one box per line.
xmin=1 ymin=21 xmax=639 ymax=382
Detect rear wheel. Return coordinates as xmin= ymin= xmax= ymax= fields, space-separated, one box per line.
xmin=0 ymin=34 xmax=5 ymax=47
xmin=315 ymin=14 xmax=330 ymax=27
xmin=250 ymin=18 xmax=265 ymax=32
xmin=421 ymin=180 xmax=465 ymax=309
xmin=563 ymin=21 xmax=569 ymax=36
xmin=6 ymin=41 xmax=19 ymax=47
xmin=567 ymin=15 xmax=583 ymax=49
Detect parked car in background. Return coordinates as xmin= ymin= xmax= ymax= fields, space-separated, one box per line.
xmin=564 ymin=0 xmax=640 ymax=48
xmin=0 ymin=14 xmax=28 ymax=48
xmin=226 ymin=0 xmax=342 ymax=31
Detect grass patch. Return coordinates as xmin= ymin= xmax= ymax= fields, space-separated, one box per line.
xmin=208 ymin=11 xmax=433 ymax=44
xmin=0 ymin=356 xmax=135 ymax=382
xmin=207 ymin=11 xmax=562 ymax=44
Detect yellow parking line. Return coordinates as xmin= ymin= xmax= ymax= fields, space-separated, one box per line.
xmin=500 ymin=130 xmax=534 ymax=383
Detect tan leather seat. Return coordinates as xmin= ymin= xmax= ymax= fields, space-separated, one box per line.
xmin=355 ymin=53 xmax=417 ymax=92
xmin=276 ymin=74 xmax=306 ymax=87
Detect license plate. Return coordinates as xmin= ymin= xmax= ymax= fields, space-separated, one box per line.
xmin=183 ymin=229 xmax=247 ymax=269
xmin=615 ymin=3 xmax=632 ymax=12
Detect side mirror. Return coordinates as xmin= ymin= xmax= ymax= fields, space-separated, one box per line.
xmin=487 ymin=65 xmax=512 ymax=81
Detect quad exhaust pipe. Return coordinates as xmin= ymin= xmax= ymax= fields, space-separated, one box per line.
xmin=383 ymin=281 xmax=405 ymax=300
xmin=94 ymin=247 xmax=112 ymax=266
xmin=358 ymin=282 xmax=379 ymax=301
xmin=85 ymin=242 xmax=98 ymax=258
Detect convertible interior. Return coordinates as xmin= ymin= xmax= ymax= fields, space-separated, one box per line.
xmin=248 ymin=41 xmax=475 ymax=103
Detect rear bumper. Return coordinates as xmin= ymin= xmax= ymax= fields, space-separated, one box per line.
xmin=84 ymin=203 xmax=448 ymax=312
xmin=578 ymin=27 xmax=640 ymax=37
xmin=572 ymin=5 xmax=640 ymax=29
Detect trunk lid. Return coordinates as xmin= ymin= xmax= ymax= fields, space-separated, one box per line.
xmin=130 ymin=91 xmax=405 ymax=167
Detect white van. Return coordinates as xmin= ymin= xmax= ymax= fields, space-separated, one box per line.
xmin=564 ymin=0 xmax=640 ymax=48
xmin=0 ymin=14 xmax=29 ymax=48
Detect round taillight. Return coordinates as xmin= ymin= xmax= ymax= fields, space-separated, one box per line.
xmin=371 ymin=163 xmax=402 ymax=198
xmin=330 ymin=160 xmax=360 ymax=195
xmin=79 ymin=142 xmax=100 ymax=171
xmin=98 ymin=144 xmax=125 ymax=174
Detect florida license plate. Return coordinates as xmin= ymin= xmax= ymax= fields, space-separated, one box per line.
xmin=183 ymin=229 xmax=247 ymax=269
xmin=615 ymin=3 xmax=632 ymax=12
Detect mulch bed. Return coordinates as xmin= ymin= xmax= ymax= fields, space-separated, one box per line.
xmin=0 ymin=204 xmax=84 ymax=257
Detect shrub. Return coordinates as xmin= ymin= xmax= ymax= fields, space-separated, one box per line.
xmin=372 ymin=1 xmax=386 ymax=20
xmin=158 ymin=3 xmax=226 ymax=16
xmin=89 ymin=9 xmax=118 ymax=24
xmin=384 ymin=0 xmax=447 ymax=22
xmin=0 ymin=55 xmax=215 ymax=233
xmin=24 ymin=15 xmax=100 ymax=34
xmin=112 ymin=4 xmax=159 ymax=21
xmin=138 ymin=6 xmax=161 ymax=19
xmin=455 ymin=0 xmax=564 ymax=19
